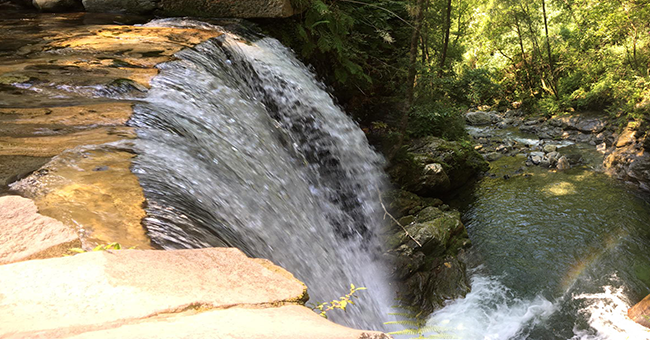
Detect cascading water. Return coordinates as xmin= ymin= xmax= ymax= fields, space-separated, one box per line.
xmin=127 ymin=19 xmax=393 ymax=330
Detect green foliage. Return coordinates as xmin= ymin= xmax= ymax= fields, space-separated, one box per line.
xmin=309 ymin=284 xmax=367 ymax=319
xmin=385 ymin=305 xmax=457 ymax=339
xmin=409 ymin=102 xmax=468 ymax=140
xmin=462 ymin=0 xmax=650 ymax=120
xmin=69 ymin=242 xmax=129 ymax=254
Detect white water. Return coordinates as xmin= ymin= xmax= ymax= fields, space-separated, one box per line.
xmin=571 ymin=284 xmax=650 ymax=340
xmin=426 ymin=272 xmax=556 ymax=340
xmin=425 ymin=273 xmax=650 ymax=340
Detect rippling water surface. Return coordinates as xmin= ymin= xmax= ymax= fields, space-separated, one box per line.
xmin=428 ymin=132 xmax=650 ymax=339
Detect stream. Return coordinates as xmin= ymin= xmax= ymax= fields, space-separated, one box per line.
xmin=427 ymin=127 xmax=650 ymax=339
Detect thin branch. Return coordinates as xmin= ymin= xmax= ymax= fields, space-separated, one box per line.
xmin=377 ymin=190 xmax=422 ymax=248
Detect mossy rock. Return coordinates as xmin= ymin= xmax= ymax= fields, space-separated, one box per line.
xmin=389 ymin=136 xmax=488 ymax=197
xmin=384 ymin=189 xmax=443 ymax=217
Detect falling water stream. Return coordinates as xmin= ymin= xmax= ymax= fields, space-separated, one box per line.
xmin=127 ymin=19 xmax=393 ymax=330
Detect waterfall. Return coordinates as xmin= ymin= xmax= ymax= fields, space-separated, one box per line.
xmin=128 ymin=19 xmax=393 ymax=330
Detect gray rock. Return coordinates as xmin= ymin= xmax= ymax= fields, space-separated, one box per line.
xmin=543 ymin=144 xmax=557 ymax=153
xmin=540 ymin=157 xmax=551 ymax=168
xmin=495 ymin=144 xmax=509 ymax=153
xmin=504 ymin=109 xmax=523 ymax=118
xmin=485 ymin=152 xmax=502 ymax=162
xmin=530 ymin=155 xmax=542 ymax=165
xmin=557 ymin=156 xmax=570 ymax=170
xmin=465 ymin=111 xmax=502 ymax=126
xmin=33 ymin=0 xmax=82 ymax=11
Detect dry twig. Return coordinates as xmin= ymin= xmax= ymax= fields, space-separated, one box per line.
xmin=377 ymin=190 xmax=422 ymax=248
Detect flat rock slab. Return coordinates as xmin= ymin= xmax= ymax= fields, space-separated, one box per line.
xmin=0 ymin=248 xmax=309 ymax=338
xmin=70 ymin=305 xmax=387 ymax=339
xmin=0 ymin=195 xmax=80 ymax=265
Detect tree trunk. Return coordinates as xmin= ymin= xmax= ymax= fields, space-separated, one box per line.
xmin=515 ymin=15 xmax=535 ymax=94
xmin=541 ymin=0 xmax=558 ymax=98
xmin=439 ymin=0 xmax=453 ymax=75
xmin=388 ymin=0 xmax=425 ymax=162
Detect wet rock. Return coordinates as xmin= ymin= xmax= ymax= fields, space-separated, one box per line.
xmin=465 ymin=110 xmax=502 ymax=126
xmin=384 ymin=190 xmax=471 ymax=314
xmin=11 ymin=147 xmax=151 ymax=250
xmin=403 ymin=255 xmax=470 ymax=314
xmin=628 ymin=294 xmax=650 ymax=329
xmin=565 ymin=153 xmax=584 ymax=166
xmin=0 ymin=195 xmax=80 ymax=265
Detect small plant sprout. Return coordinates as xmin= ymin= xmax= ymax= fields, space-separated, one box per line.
xmin=68 ymin=242 xmax=133 ymax=254
xmin=309 ymin=284 xmax=367 ymax=319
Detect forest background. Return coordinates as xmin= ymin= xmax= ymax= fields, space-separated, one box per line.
xmin=257 ymin=0 xmax=650 ymax=153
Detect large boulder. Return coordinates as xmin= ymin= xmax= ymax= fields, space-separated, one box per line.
xmin=465 ymin=110 xmax=502 ymax=126
xmin=548 ymin=115 xmax=607 ymax=134
xmin=603 ymin=122 xmax=650 ymax=192
xmin=389 ymin=136 xmax=489 ymax=197
xmin=157 ymin=0 xmax=295 ymax=18
xmin=629 ymin=294 xmax=650 ymax=329
xmin=0 ymin=195 xmax=80 ymax=265
xmin=33 ymin=0 xmax=83 ymax=11
xmin=0 ymin=247 xmax=386 ymax=338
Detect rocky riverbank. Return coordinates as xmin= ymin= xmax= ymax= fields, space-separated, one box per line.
xmin=379 ymin=136 xmax=488 ymax=314
xmin=464 ymin=108 xmax=650 ymax=194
